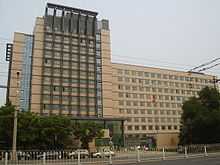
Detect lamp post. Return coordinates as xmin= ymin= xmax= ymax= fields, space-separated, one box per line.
xmin=12 ymin=71 xmax=20 ymax=160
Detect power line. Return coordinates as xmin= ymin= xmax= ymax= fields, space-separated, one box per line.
xmin=112 ymin=57 xmax=220 ymax=75
xmin=0 ymin=63 xmax=219 ymax=78
xmin=198 ymin=63 xmax=220 ymax=72
xmin=189 ymin=58 xmax=220 ymax=72
xmin=112 ymin=54 xmax=220 ymax=72
xmin=0 ymin=33 xmax=219 ymax=72
xmin=0 ymin=34 xmax=219 ymax=73
xmin=112 ymin=57 xmax=188 ymax=71
xmin=0 ymin=55 xmax=203 ymax=74
xmin=0 ymin=67 xmax=218 ymax=78
xmin=0 ymin=36 xmax=217 ymax=70
xmin=112 ymin=55 xmax=220 ymax=72
xmin=1 ymin=53 xmax=194 ymax=69
xmin=112 ymin=53 xmax=195 ymax=68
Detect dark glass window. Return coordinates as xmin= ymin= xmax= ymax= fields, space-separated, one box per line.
xmin=54 ymin=11 xmax=62 ymax=31
xmin=87 ymin=16 xmax=94 ymax=36
xmin=64 ymin=11 xmax=71 ymax=33
xmin=79 ymin=15 xmax=86 ymax=34
xmin=71 ymin=13 xmax=78 ymax=33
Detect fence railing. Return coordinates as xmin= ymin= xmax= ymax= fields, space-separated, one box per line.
xmin=1 ymin=144 xmax=220 ymax=165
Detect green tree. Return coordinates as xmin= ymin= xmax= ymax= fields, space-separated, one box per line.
xmin=0 ymin=102 xmax=15 ymax=149
xmin=179 ymin=87 xmax=220 ymax=145
xmin=17 ymin=112 xmax=39 ymax=149
xmin=17 ymin=113 xmax=73 ymax=150
xmin=36 ymin=115 xmax=72 ymax=150
xmin=0 ymin=103 xmax=105 ymax=150
xmin=72 ymin=122 xmax=104 ymax=150
xmin=0 ymin=103 xmax=73 ymax=150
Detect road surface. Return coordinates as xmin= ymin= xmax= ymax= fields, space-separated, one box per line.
xmin=118 ymin=155 xmax=220 ymax=165
xmin=3 ymin=152 xmax=220 ymax=165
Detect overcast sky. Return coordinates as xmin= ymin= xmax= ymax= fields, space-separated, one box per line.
xmin=0 ymin=0 xmax=220 ymax=105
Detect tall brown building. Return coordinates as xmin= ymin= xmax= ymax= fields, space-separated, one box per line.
xmin=6 ymin=3 xmax=215 ymax=148
xmin=7 ymin=3 xmax=111 ymax=117
xmin=6 ymin=3 xmax=125 ymax=147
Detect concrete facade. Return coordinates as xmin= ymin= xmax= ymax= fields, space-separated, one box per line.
xmin=31 ymin=17 xmax=44 ymax=114
xmin=6 ymin=3 xmax=216 ymax=148
xmin=101 ymin=28 xmax=117 ymax=118
xmin=8 ymin=32 xmax=33 ymax=111
xmin=112 ymin=63 xmax=214 ymax=148
xmin=8 ymin=4 xmax=106 ymax=118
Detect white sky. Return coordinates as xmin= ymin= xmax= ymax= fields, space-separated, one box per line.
xmin=0 ymin=0 xmax=220 ymax=105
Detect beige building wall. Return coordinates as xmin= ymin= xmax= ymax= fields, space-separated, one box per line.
xmin=8 ymin=32 xmax=28 ymax=108
xmin=30 ymin=17 xmax=44 ymax=114
xmin=111 ymin=63 xmax=214 ymax=147
xmin=101 ymin=29 xmax=117 ymax=117
xmin=156 ymin=133 xmax=179 ymax=149
xmin=6 ymin=5 xmax=217 ymax=148
xmin=8 ymin=17 xmax=44 ymax=113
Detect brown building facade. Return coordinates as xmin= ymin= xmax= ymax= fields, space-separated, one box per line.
xmin=6 ymin=3 xmax=215 ymax=148
xmin=112 ymin=63 xmax=214 ymax=148
xmin=6 ymin=3 xmax=125 ymax=147
xmin=8 ymin=3 xmax=109 ymax=118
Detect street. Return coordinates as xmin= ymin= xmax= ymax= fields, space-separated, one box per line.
xmin=3 ymin=153 xmax=220 ymax=165
xmin=117 ymin=155 xmax=220 ymax=165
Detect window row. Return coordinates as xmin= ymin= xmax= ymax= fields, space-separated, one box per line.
xmin=43 ymin=77 xmax=96 ymax=85
xmin=43 ymin=104 xmax=96 ymax=111
xmin=118 ymin=100 xmax=182 ymax=108
xmin=118 ymin=84 xmax=202 ymax=95
xmin=44 ymin=57 xmax=96 ymax=65
xmin=117 ymin=69 xmax=212 ymax=84
xmin=43 ymin=95 xmax=96 ymax=104
xmin=126 ymin=125 xmax=178 ymax=131
xmin=44 ymin=51 xmax=97 ymax=60
xmin=119 ymin=108 xmax=182 ymax=115
xmin=44 ymin=67 xmax=96 ymax=75
xmin=43 ymin=86 xmax=96 ymax=93
xmin=117 ymin=77 xmax=210 ymax=88
xmin=45 ymin=34 xmax=95 ymax=46
xmin=118 ymin=93 xmax=187 ymax=102
xmin=45 ymin=42 xmax=95 ymax=54
xmin=126 ymin=117 xmax=180 ymax=123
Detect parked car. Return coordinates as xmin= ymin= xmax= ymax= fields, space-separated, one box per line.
xmin=68 ymin=149 xmax=89 ymax=159
xmin=92 ymin=150 xmax=115 ymax=158
xmin=37 ymin=152 xmax=61 ymax=160
xmin=143 ymin=146 xmax=149 ymax=151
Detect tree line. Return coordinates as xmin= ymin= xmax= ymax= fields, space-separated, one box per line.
xmin=1 ymin=86 xmax=220 ymax=150
xmin=180 ymin=87 xmax=220 ymax=145
xmin=0 ymin=103 xmax=103 ymax=150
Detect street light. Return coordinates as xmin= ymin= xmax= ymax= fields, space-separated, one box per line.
xmin=12 ymin=71 xmax=20 ymax=160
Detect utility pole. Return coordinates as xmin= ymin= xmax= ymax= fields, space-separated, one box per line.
xmin=12 ymin=71 xmax=20 ymax=160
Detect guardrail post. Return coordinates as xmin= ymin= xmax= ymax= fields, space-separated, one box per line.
xmin=77 ymin=151 xmax=81 ymax=165
xmin=5 ymin=152 xmax=8 ymax=165
xmin=43 ymin=152 xmax=46 ymax=165
xmin=162 ymin=147 xmax=165 ymax=160
xmin=204 ymin=145 xmax=208 ymax=157
xmin=184 ymin=146 xmax=188 ymax=158
xmin=137 ymin=148 xmax=140 ymax=163
xmin=109 ymin=151 xmax=112 ymax=165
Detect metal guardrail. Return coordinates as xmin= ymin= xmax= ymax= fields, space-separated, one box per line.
xmin=1 ymin=144 xmax=220 ymax=165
